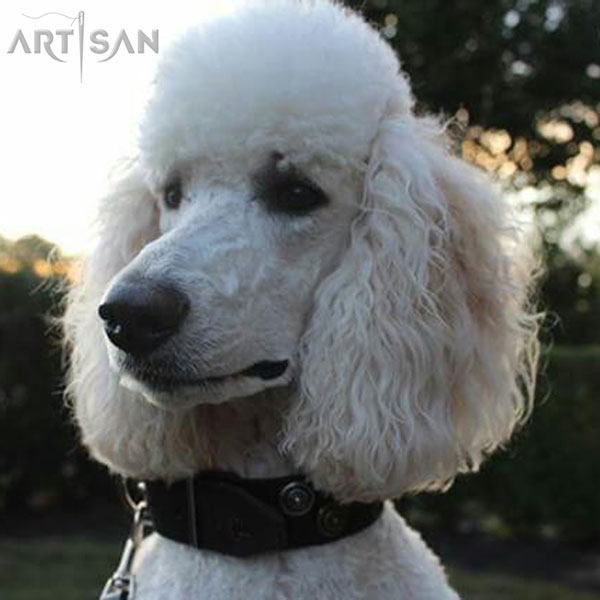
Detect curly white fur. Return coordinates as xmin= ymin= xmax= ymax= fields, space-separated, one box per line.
xmin=285 ymin=113 xmax=539 ymax=501
xmin=63 ymin=1 xmax=539 ymax=598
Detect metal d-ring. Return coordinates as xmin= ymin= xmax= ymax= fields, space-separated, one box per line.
xmin=123 ymin=478 xmax=147 ymax=511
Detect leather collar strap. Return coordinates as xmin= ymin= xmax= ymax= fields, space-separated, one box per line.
xmin=144 ymin=471 xmax=383 ymax=558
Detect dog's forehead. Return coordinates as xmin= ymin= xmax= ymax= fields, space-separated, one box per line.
xmin=139 ymin=0 xmax=411 ymax=181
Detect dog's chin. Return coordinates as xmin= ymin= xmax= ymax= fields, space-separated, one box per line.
xmin=118 ymin=361 xmax=292 ymax=410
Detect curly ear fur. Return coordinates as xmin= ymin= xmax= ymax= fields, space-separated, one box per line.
xmin=283 ymin=115 xmax=540 ymax=502
xmin=63 ymin=161 xmax=208 ymax=479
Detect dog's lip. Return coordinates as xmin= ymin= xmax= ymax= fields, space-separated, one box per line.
xmin=240 ymin=360 xmax=289 ymax=380
xmin=122 ymin=359 xmax=289 ymax=392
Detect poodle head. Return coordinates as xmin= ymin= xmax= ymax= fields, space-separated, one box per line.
xmin=64 ymin=0 xmax=539 ymax=501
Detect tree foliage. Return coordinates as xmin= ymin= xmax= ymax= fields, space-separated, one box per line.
xmin=0 ymin=236 xmax=113 ymax=514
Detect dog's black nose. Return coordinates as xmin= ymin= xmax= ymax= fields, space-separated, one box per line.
xmin=98 ymin=282 xmax=190 ymax=356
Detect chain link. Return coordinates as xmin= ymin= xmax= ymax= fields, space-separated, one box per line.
xmin=99 ymin=480 xmax=152 ymax=600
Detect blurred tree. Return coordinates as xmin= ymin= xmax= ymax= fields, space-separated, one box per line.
xmin=0 ymin=236 xmax=113 ymax=515
xmin=345 ymin=0 xmax=598 ymax=180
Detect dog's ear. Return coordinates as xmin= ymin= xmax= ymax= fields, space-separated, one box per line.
xmin=283 ymin=115 xmax=540 ymax=502
xmin=63 ymin=160 xmax=171 ymax=477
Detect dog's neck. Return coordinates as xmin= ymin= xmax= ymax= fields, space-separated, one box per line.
xmin=188 ymin=388 xmax=295 ymax=479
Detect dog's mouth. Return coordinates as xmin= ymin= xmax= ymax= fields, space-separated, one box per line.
xmin=121 ymin=358 xmax=289 ymax=393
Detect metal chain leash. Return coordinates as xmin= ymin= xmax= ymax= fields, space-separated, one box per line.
xmin=99 ymin=480 xmax=152 ymax=600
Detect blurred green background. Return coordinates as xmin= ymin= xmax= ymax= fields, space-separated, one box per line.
xmin=1 ymin=0 xmax=599 ymax=598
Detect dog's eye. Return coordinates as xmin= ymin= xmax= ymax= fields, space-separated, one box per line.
xmin=163 ymin=179 xmax=183 ymax=210
xmin=252 ymin=157 xmax=329 ymax=216
xmin=277 ymin=182 xmax=327 ymax=213
xmin=257 ymin=178 xmax=328 ymax=215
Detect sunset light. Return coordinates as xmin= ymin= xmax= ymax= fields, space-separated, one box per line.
xmin=1 ymin=1 xmax=598 ymax=257
xmin=1 ymin=1 xmax=239 ymax=255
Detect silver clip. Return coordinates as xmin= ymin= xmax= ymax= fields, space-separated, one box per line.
xmin=100 ymin=482 xmax=151 ymax=600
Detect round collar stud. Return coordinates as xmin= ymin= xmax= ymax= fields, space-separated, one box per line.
xmin=279 ymin=481 xmax=315 ymax=516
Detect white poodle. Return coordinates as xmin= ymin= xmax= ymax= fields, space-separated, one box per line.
xmin=64 ymin=1 xmax=539 ymax=598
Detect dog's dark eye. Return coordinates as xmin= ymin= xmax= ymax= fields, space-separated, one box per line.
xmin=253 ymin=170 xmax=328 ymax=216
xmin=273 ymin=181 xmax=327 ymax=214
xmin=252 ymin=155 xmax=329 ymax=216
xmin=164 ymin=179 xmax=183 ymax=210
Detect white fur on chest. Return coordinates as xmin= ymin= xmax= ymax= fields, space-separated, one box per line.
xmin=132 ymin=504 xmax=459 ymax=600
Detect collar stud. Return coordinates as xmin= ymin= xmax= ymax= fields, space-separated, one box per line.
xmin=279 ymin=481 xmax=315 ymax=516
xmin=317 ymin=503 xmax=348 ymax=538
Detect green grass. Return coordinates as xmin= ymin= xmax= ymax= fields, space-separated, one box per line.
xmin=0 ymin=537 xmax=119 ymax=600
xmin=449 ymin=568 xmax=600 ymax=600
xmin=1 ymin=536 xmax=599 ymax=600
